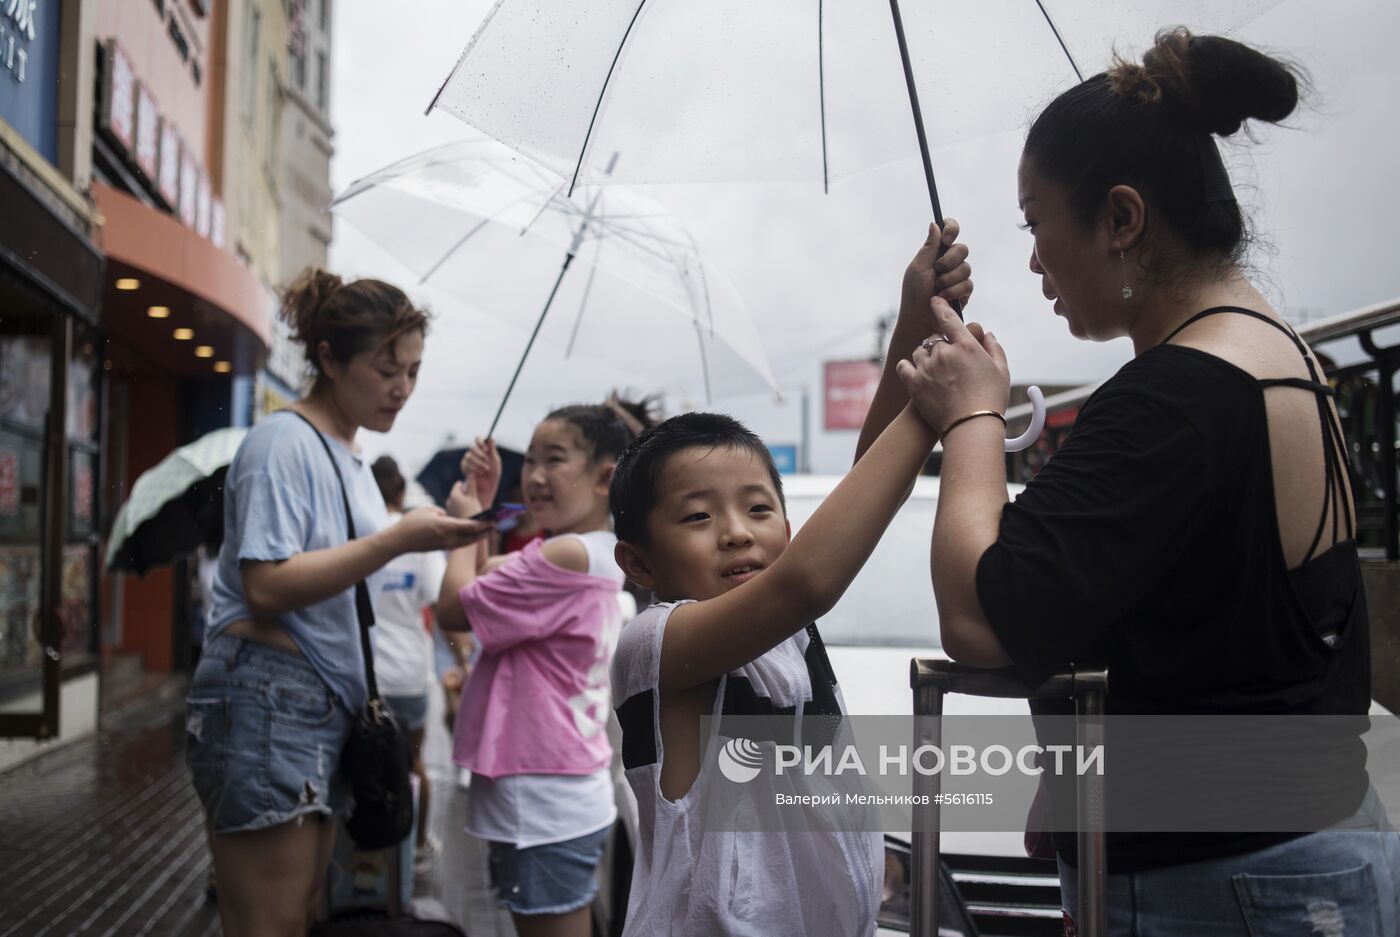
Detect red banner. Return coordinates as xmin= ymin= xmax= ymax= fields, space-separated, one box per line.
xmin=823 ymin=359 xmax=882 ymax=431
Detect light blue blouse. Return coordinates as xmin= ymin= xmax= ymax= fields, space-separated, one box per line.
xmin=208 ymin=411 xmax=389 ymax=712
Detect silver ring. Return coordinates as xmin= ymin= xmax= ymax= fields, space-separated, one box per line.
xmin=921 ymin=335 xmax=951 ymax=352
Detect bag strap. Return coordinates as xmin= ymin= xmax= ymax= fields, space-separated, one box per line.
xmin=287 ymin=410 xmax=382 ymax=702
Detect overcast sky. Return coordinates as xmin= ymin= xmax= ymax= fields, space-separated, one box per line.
xmin=329 ymin=0 xmax=1399 ymax=477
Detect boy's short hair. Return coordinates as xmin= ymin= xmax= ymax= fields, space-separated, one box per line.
xmin=610 ymin=412 xmax=785 ymax=545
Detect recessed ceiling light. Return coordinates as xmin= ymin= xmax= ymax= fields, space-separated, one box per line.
xmin=213 ymin=361 xmax=233 ymax=373
xmin=147 ymin=306 xmax=170 ymax=318
xmin=115 ymin=278 xmax=140 ymax=291
xmin=173 ymin=328 xmax=194 ymax=340
xmin=195 ymin=345 xmax=215 ymax=358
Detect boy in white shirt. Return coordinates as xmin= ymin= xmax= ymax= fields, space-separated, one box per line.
xmin=608 ymin=406 xmax=942 ymax=937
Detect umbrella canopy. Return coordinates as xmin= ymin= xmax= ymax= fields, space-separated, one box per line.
xmin=105 ymin=427 xmax=246 ymax=576
xmin=428 ymin=0 xmax=1279 ymax=195
xmin=332 ymin=140 xmax=779 ymax=428
xmin=415 ymin=443 xmax=525 ymax=508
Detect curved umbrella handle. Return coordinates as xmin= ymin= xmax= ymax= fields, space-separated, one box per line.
xmin=1003 ymin=385 xmax=1046 ymax=453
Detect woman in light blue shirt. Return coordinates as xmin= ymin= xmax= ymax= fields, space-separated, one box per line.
xmin=185 ymin=269 xmax=492 ymax=937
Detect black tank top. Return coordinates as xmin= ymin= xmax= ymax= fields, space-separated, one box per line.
xmin=979 ymin=305 xmax=1372 ymax=870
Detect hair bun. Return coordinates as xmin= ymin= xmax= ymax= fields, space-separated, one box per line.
xmin=1109 ymin=28 xmax=1302 ymax=136
xmin=605 ymin=392 xmax=661 ymax=438
xmin=279 ymin=268 xmax=345 ymax=345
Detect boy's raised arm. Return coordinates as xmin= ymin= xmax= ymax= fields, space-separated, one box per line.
xmin=657 ymin=406 xmax=938 ymax=692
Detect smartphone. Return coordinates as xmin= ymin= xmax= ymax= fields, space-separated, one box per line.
xmin=470 ymin=502 xmax=527 ymax=525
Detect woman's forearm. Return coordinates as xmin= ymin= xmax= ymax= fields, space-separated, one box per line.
xmin=931 ymin=419 xmax=1011 ymax=665
xmin=241 ymin=528 xmax=402 ymax=618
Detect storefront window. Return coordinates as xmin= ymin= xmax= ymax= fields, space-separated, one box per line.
xmin=0 ymin=545 xmax=43 ymax=714
xmin=66 ymin=324 xmax=100 ymax=667
xmin=60 ymin=546 xmax=93 ymax=661
xmin=0 ymin=334 xmax=52 ymax=431
xmin=0 ymin=312 xmax=50 ymax=715
xmin=67 ymin=335 xmax=99 ymax=443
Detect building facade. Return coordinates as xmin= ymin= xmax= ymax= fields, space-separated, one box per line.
xmin=90 ymin=0 xmax=277 ymax=695
xmin=0 ymin=0 xmax=106 ymax=768
xmin=262 ymin=0 xmax=334 ymax=412
xmin=2 ymin=0 xmax=336 ymax=770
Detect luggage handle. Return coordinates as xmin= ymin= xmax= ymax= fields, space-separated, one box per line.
xmin=909 ymin=659 xmax=1108 ymax=937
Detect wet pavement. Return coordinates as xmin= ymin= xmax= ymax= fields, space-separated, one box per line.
xmin=0 ymin=679 xmax=514 ymax=937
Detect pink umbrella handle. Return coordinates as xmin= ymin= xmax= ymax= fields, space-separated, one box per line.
xmin=1004 ymin=386 xmax=1046 ymax=453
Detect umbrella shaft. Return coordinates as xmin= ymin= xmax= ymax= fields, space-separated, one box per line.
xmin=887 ymin=0 xmax=942 ymax=225
xmin=888 ymin=0 xmax=962 ymax=319
xmin=487 ymin=252 xmax=577 ymax=438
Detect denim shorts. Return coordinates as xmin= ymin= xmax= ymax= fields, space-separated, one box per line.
xmin=185 ymin=632 xmax=352 ymax=834
xmin=487 ymin=826 xmax=610 ymax=915
xmin=1058 ymin=787 xmax=1400 ymax=936
xmin=383 ymin=693 xmax=429 ymax=735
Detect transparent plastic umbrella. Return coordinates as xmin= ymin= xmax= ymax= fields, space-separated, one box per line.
xmin=427 ymin=0 xmax=1272 ymax=451
xmin=428 ymin=0 xmax=1278 ymax=204
xmin=332 ymin=140 xmax=778 ymax=434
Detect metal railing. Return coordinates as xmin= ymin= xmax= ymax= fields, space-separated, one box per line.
xmin=910 ymin=659 xmax=1108 ymax=937
xmin=1305 ymin=298 xmax=1400 ymax=561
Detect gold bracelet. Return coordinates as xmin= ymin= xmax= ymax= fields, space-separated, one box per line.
xmin=941 ymin=409 xmax=1006 ymax=439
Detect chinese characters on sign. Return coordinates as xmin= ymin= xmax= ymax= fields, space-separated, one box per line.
xmin=98 ymin=39 xmax=226 ymax=250
xmin=134 ymin=83 xmax=160 ymax=179
xmin=1 ymin=0 xmax=37 ymax=83
xmin=158 ymin=118 xmax=181 ymax=205
xmin=101 ymin=40 xmax=136 ymax=151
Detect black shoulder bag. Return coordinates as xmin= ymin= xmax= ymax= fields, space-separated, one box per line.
xmin=293 ymin=412 xmax=414 ymax=851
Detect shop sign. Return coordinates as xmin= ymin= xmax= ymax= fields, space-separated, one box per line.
xmin=1 ymin=0 xmax=36 ymax=81
xmin=0 ymin=0 xmax=60 ymax=161
xmin=823 ymin=359 xmax=882 ymax=431
xmin=264 ymin=316 xmax=306 ymax=390
xmin=134 ymin=82 xmax=160 ymax=180
xmin=255 ymin=373 xmax=296 ymax=420
xmin=99 ymin=40 xmax=136 ymax=153
xmin=178 ymin=148 xmax=198 ymax=227
xmin=767 ymin=444 xmax=798 ymax=475
xmin=157 ymin=117 xmax=180 ymax=206
xmin=98 ymin=39 xmax=227 ymax=251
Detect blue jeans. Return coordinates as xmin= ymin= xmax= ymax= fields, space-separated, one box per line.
xmin=1059 ymin=788 xmax=1400 ymax=936
xmin=185 ymin=633 xmax=352 ymax=833
xmin=384 ymin=693 xmax=429 ymax=735
xmin=487 ymin=827 xmax=610 ymax=915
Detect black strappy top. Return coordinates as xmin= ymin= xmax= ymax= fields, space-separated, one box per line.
xmin=976 ymin=306 xmax=1371 ymax=870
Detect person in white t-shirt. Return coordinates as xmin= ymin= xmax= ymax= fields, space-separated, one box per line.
xmin=371 ymin=455 xmax=449 ymax=871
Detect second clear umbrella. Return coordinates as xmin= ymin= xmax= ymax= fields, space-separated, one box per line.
xmin=332 ymin=140 xmax=778 ymax=435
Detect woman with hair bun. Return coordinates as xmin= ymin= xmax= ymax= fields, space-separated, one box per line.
xmin=891 ymin=29 xmax=1400 ymax=933
xmin=185 ymin=269 xmax=495 ymax=937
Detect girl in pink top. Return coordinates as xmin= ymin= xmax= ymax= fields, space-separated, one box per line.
xmin=438 ymin=397 xmax=654 ymax=937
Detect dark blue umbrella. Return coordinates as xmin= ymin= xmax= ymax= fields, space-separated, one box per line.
xmin=415 ymin=444 xmax=525 ymax=508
